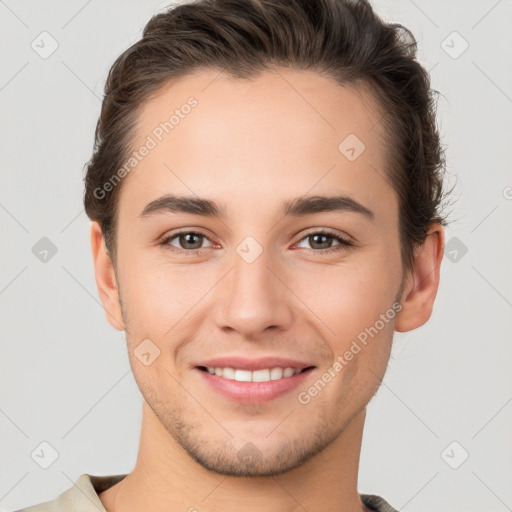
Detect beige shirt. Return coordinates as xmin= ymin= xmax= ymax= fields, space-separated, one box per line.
xmin=14 ymin=473 xmax=399 ymax=512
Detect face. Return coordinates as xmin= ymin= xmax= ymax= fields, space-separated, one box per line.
xmin=101 ymin=68 xmax=409 ymax=476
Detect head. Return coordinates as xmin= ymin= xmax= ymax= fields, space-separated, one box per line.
xmin=86 ymin=0 xmax=451 ymax=477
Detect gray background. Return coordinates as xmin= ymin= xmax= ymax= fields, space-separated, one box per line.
xmin=1 ymin=0 xmax=511 ymax=510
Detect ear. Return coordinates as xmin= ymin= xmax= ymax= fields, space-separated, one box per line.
xmin=394 ymin=223 xmax=445 ymax=332
xmin=90 ymin=221 xmax=125 ymax=331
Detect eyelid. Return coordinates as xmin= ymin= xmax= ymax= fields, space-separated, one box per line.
xmin=297 ymin=227 xmax=353 ymax=244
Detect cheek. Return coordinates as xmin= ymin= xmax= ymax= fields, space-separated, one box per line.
xmin=118 ymin=257 xmax=217 ymax=338
xmin=313 ymin=265 xmax=397 ymax=409
xmin=290 ymin=247 xmax=400 ymax=380
xmin=298 ymin=258 xmax=399 ymax=339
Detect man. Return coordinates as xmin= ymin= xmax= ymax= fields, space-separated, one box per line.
xmin=16 ymin=0 xmax=449 ymax=510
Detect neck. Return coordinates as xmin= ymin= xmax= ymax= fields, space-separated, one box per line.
xmin=100 ymin=402 xmax=370 ymax=512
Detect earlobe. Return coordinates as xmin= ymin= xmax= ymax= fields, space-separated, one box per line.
xmin=90 ymin=222 xmax=125 ymax=331
xmin=394 ymin=224 xmax=445 ymax=333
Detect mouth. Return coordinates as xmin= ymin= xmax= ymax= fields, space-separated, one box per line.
xmin=193 ymin=364 xmax=316 ymax=404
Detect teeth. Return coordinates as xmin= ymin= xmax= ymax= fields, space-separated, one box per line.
xmin=234 ymin=369 xmax=252 ymax=382
xmin=252 ymin=369 xmax=270 ymax=382
xmin=270 ymin=368 xmax=283 ymax=380
xmin=222 ymin=367 xmax=235 ymax=379
xmin=205 ymin=366 xmax=303 ymax=382
xmin=283 ymin=367 xmax=295 ymax=377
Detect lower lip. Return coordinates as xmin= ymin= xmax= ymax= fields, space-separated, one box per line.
xmin=195 ymin=367 xmax=315 ymax=404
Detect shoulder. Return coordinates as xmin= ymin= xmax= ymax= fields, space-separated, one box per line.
xmin=11 ymin=473 xmax=128 ymax=512
xmin=360 ymin=493 xmax=400 ymax=512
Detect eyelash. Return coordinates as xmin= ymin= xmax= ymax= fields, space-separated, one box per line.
xmin=159 ymin=229 xmax=353 ymax=256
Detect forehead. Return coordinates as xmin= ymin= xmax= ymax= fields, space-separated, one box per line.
xmin=121 ymin=68 xmax=396 ymax=224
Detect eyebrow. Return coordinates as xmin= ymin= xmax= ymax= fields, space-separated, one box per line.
xmin=138 ymin=193 xmax=375 ymax=220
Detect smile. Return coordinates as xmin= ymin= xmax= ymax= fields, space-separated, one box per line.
xmin=195 ymin=365 xmax=316 ymax=404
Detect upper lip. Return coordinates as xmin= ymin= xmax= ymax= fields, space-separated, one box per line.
xmin=194 ymin=356 xmax=315 ymax=371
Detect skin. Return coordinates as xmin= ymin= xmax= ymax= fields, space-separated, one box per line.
xmin=91 ymin=67 xmax=444 ymax=512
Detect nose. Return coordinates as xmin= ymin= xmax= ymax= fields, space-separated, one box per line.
xmin=212 ymin=246 xmax=294 ymax=339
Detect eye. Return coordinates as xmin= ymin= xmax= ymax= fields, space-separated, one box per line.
xmin=295 ymin=230 xmax=353 ymax=253
xmin=160 ymin=231 xmax=214 ymax=255
xmin=159 ymin=229 xmax=353 ymax=256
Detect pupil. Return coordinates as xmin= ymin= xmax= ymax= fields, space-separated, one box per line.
xmin=312 ymin=234 xmax=329 ymax=249
xmin=182 ymin=233 xmax=201 ymax=249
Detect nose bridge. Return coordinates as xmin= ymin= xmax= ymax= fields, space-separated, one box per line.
xmin=213 ymin=237 xmax=293 ymax=336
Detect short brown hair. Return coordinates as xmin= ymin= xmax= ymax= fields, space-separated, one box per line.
xmin=83 ymin=0 xmax=453 ymax=274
